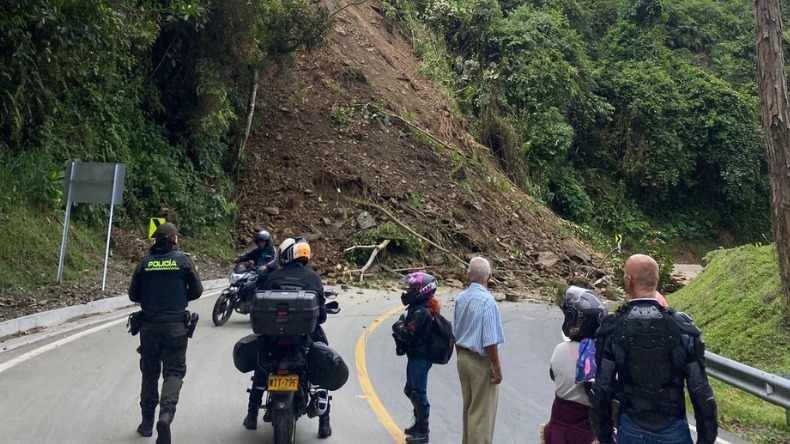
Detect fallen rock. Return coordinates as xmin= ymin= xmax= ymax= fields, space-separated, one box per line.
xmin=492 ymin=292 xmax=506 ymax=302
xmin=446 ymin=279 xmax=464 ymax=289
xmin=565 ymin=248 xmax=592 ymax=264
xmin=357 ymin=211 xmax=376 ymax=229
xmin=505 ymin=292 xmax=522 ymax=302
xmin=263 ymin=207 xmax=280 ymax=216
xmin=537 ymin=251 xmax=560 ymax=269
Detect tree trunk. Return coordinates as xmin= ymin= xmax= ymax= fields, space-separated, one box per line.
xmin=754 ymin=0 xmax=790 ymax=313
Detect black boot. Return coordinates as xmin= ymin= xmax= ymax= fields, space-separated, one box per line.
xmin=155 ymin=410 xmax=173 ymax=444
xmin=137 ymin=412 xmax=155 ymax=437
xmin=318 ymin=403 xmax=332 ymax=438
xmin=404 ymin=410 xmax=417 ymax=436
xmin=243 ymin=408 xmax=258 ymax=430
xmin=406 ymin=392 xmax=429 ymax=444
xmin=245 ymin=384 xmax=264 ymax=429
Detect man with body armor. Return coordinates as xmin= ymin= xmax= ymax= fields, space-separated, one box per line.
xmin=589 ymin=254 xmax=718 ymax=444
xmin=129 ymin=222 xmax=203 ymax=444
xmin=242 ymin=237 xmax=333 ymax=438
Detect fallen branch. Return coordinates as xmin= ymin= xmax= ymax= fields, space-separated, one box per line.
xmin=343 ymin=244 xmax=379 ymax=253
xmin=375 ymin=108 xmax=459 ymax=154
xmin=350 ymin=239 xmax=391 ymax=282
xmin=342 ymin=196 xmax=469 ymax=267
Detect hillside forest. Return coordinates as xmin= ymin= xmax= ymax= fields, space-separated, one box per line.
xmin=0 ymin=0 xmax=781 ymax=261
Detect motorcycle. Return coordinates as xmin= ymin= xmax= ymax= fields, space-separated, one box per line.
xmin=235 ymin=290 xmax=343 ymax=444
xmin=212 ymin=263 xmax=259 ymax=326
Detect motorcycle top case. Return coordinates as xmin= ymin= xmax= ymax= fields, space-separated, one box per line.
xmin=250 ymin=290 xmax=319 ymax=336
xmin=233 ymin=334 xmax=261 ymax=373
xmin=306 ymin=341 xmax=349 ymax=391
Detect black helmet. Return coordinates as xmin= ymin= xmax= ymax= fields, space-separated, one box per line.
xmin=400 ymin=272 xmax=437 ymax=306
xmin=561 ymin=286 xmax=607 ymax=341
xmin=254 ymin=230 xmax=271 ymax=246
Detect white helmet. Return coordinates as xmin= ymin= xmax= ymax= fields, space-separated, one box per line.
xmin=279 ymin=237 xmax=311 ymax=265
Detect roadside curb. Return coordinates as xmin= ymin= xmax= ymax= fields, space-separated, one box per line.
xmin=0 ymin=278 xmax=228 ymax=339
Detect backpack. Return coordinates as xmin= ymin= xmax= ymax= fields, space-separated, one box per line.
xmin=424 ymin=313 xmax=456 ymax=365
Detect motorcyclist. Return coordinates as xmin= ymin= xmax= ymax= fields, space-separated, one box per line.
xmin=243 ymin=237 xmax=333 ymax=438
xmin=235 ymin=230 xmax=278 ymax=282
xmin=234 ymin=230 xmax=278 ymax=309
xmin=541 ymin=286 xmax=607 ymax=444
xmin=392 ymin=272 xmax=440 ymax=444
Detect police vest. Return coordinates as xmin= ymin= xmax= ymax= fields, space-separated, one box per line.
xmin=139 ymin=250 xmax=190 ymax=313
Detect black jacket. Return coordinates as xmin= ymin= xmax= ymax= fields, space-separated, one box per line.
xmin=129 ymin=243 xmax=203 ymax=313
xmin=588 ymin=299 xmax=718 ymax=444
xmin=263 ymin=262 xmax=326 ymax=324
xmin=236 ymin=245 xmax=278 ymax=274
xmin=392 ymin=301 xmax=432 ymax=359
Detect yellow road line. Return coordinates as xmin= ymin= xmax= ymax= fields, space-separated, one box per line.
xmin=355 ymin=304 xmax=406 ymax=443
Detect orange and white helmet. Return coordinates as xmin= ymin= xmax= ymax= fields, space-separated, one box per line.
xmin=279 ymin=237 xmax=312 ymax=265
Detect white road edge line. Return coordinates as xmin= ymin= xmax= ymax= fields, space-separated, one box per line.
xmin=0 ymin=288 xmax=223 ymax=374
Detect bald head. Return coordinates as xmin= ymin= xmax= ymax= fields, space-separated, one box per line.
xmin=468 ymin=257 xmax=492 ymax=285
xmin=624 ymin=254 xmax=659 ymax=299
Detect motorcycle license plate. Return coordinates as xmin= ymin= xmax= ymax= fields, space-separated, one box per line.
xmin=268 ymin=375 xmax=299 ymax=392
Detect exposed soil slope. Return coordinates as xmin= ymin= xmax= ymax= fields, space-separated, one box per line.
xmin=234 ymin=1 xmax=605 ymax=295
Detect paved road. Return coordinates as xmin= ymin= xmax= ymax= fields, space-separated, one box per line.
xmin=0 ymin=285 xmax=748 ymax=443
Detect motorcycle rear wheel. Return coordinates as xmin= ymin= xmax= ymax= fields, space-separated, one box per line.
xmin=211 ymin=293 xmax=235 ymax=326
xmin=272 ymin=408 xmax=296 ymax=444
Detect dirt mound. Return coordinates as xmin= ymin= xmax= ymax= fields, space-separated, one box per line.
xmin=233 ymin=1 xmax=608 ymax=298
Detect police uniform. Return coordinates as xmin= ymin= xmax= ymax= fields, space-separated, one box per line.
xmin=128 ymin=223 xmax=203 ymax=443
xmin=588 ymin=299 xmax=718 ymax=444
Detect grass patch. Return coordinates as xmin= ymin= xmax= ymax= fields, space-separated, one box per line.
xmin=0 ymin=207 xmax=108 ymax=286
xmin=669 ymin=244 xmax=790 ymax=443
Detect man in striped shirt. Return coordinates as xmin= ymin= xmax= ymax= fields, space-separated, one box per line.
xmin=453 ymin=256 xmax=505 ymax=444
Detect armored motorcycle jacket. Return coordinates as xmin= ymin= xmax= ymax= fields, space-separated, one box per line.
xmin=588 ymin=298 xmax=718 ymax=444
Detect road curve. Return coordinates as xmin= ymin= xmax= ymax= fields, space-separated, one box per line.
xmin=0 ymin=285 xmax=750 ymax=444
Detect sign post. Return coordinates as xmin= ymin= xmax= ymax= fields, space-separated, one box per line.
xmin=58 ymin=161 xmax=126 ymax=291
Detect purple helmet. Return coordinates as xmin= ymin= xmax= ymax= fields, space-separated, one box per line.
xmin=400 ymin=272 xmax=437 ymax=306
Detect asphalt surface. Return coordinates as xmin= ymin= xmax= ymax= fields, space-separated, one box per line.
xmin=0 ymin=285 xmax=750 ymax=444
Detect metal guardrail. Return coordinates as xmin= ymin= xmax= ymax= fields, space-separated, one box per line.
xmin=706 ymin=351 xmax=790 ymax=424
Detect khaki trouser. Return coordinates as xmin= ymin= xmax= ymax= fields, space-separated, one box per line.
xmin=457 ymin=346 xmax=499 ymax=444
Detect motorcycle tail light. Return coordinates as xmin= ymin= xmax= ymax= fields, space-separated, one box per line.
xmin=277 ymin=369 xmax=289 ymax=375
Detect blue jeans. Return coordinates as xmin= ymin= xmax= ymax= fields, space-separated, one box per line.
xmin=405 ymin=357 xmax=433 ymax=406
xmin=617 ymin=412 xmax=693 ymax=444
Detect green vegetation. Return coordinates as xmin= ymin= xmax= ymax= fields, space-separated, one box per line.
xmin=0 ymin=0 xmax=330 ymax=280
xmin=381 ymin=0 xmax=772 ymax=247
xmin=0 ymin=208 xmax=108 ymax=285
xmin=344 ymin=222 xmax=425 ymax=265
xmin=0 ymin=0 xmax=330 ymax=235
xmin=669 ymin=245 xmax=790 ymax=443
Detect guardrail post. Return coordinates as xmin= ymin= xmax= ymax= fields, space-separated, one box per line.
xmin=783 ymin=373 xmax=790 ymax=426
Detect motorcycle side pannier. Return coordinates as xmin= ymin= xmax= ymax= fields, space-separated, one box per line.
xmin=251 ymin=290 xmax=319 ymax=336
xmin=306 ymin=341 xmax=349 ymax=391
xmin=233 ymin=334 xmax=261 ymax=373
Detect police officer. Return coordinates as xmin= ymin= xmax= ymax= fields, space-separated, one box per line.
xmin=129 ymin=222 xmax=203 ymax=444
xmin=243 ymin=237 xmax=333 ymax=438
xmin=589 ymin=254 xmax=718 ymax=444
